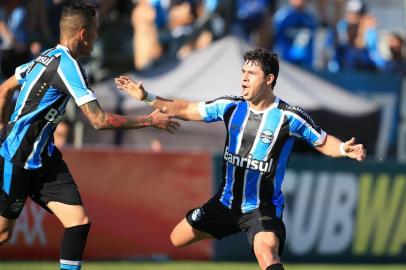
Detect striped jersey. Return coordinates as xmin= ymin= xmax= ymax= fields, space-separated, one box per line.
xmin=198 ymin=96 xmax=326 ymax=215
xmin=0 ymin=45 xmax=96 ymax=169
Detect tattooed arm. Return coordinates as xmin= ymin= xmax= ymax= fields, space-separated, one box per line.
xmin=80 ymin=100 xmax=180 ymax=133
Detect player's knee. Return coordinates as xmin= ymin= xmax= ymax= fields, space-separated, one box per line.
xmin=254 ymin=238 xmax=280 ymax=265
xmin=79 ymin=216 xmax=90 ymax=226
xmin=70 ymin=216 xmax=90 ymax=227
xmin=0 ymin=229 xmax=12 ymax=245
xmin=169 ymin=230 xmax=183 ymax=247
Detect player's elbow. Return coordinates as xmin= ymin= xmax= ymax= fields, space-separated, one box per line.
xmin=92 ymin=123 xmax=104 ymax=130
xmin=88 ymin=119 xmax=105 ymax=130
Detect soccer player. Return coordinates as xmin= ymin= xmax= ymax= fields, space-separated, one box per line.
xmin=0 ymin=3 xmax=179 ymax=270
xmin=115 ymin=48 xmax=366 ymax=270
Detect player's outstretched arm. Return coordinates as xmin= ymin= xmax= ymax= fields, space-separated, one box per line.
xmin=115 ymin=75 xmax=203 ymax=121
xmin=316 ymin=135 xmax=366 ymax=161
xmin=0 ymin=75 xmax=19 ymax=129
xmin=80 ymin=100 xmax=180 ymax=133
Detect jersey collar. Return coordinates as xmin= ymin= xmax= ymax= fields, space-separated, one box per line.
xmin=249 ymin=97 xmax=280 ymax=114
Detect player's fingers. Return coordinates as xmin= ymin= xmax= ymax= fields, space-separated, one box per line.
xmin=114 ymin=78 xmax=124 ymax=86
xmin=170 ymin=124 xmax=179 ymax=132
xmin=116 ymin=76 xmax=129 ymax=83
xmin=165 ymin=125 xmax=177 ymax=134
xmin=119 ymin=75 xmax=130 ymax=82
xmin=169 ymin=120 xmax=181 ymax=127
xmin=349 ymin=137 xmax=356 ymax=145
xmin=167 ymin=114 xmax=183 ymax=124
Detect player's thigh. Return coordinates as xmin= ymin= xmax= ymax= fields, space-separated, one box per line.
xmin=0 ymin=215 xmax=16 ymax=241
xmin=36 ymin=155 xmax=88 ymax=227
xmin=0 ymin=158 xmax=31 ymax=220
xmin=47 ymin=201 xmax=89 ymax=228
xmin=242 ymin=206 xmax=286 ymax=256
xmin=170 ymin=218 xmax=214 ymax=247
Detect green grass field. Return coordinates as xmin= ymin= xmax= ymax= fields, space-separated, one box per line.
xmin=1 ymin=262 xmax=405 ymax=270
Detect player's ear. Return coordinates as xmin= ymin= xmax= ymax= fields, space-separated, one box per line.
xmin=79 ymin=28 xmax=87 ymax=42
xmin=265 ymin=74 xmax=274 ymax=86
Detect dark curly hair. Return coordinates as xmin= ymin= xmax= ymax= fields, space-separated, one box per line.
xmin=243 ymin=48 xmax=279 ymax=88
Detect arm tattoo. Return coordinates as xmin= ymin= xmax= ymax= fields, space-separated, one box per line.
xmin=84 ymin=100 xmax=100 ymax=115
xmin=105 ymin=113 xmax=152 ymax=129
xmin=81 ymin=100 xmax=155 ymax=129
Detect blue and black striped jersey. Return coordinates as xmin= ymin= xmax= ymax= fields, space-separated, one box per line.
xmin=198 ymin=96 xmax=326 ymax=215
xmin=0 ymin=45 xmax=96 ymax=169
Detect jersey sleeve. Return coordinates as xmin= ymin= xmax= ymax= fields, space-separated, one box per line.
xmin=56 ymin=55 xmax=96 ymax=106
xmin=197 ymin=96 xmax=240 ymax=123
xmin=15 ymin=60 xmax=34 ymax=85
xmin=285 ymin=106 xmax=326 ymax=146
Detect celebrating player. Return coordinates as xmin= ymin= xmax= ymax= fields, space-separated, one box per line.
xmin=115 ymin=48 xmax=366 ymax=270
xmin=0 ymin=3 xmax=179 ymax=270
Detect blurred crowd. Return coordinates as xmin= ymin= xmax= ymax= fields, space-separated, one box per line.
xmin=1 ymin=0 xmax=405 ymax=84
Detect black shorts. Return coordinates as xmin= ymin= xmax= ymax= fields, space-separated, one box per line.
xmin=186 ymin=197 xmax=286 ymax=255
xmin=0 ymin=152 xmax=82 ymax=219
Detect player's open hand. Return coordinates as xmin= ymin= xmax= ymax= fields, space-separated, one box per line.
xmin=342 ymin=137 xmax=366 ymax=161
xmin=115 ymin=76 xmax=146 ymax=101
xmin=149 ymin=109 xmax=180 ymax=134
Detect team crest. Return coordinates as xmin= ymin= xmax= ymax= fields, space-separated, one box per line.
xmin=260 ymin=130 xmax=273 ymax=144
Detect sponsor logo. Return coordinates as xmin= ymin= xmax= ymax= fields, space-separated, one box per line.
xmin=191 ymin=208 xmax=203 ymax=222
xmin=260 ymin=129 xmax=273 ymax=144
xmin=289 ymin=106 xmax=319 ymax=130
xmin=34 ymin=55 xmax=53 ymax=66
xmin=223 ymin=147 xmax=273 ymax=173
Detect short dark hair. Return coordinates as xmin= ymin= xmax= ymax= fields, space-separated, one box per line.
xmin=60 ymin=3 xmax=97 ymax=37
xmin=243 ymin=48 xmax=279 ymax=88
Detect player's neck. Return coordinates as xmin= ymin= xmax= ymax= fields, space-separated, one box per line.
xmin=248 ymin=91 xmax=276 ymax=112
xmin=59 ymin=39 xmax=80 ymax=59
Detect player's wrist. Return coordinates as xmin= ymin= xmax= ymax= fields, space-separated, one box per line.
xmin=339 ymin=142 xmax=347 ymax=157
xmin=144 ymin=91 xmax=157 ymax=105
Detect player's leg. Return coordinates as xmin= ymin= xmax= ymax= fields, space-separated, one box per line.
xmin=171 ymin=198 xmax=239 ymax=247
xmin=0 ymin=158 xmax=29 ymax=245
xmin=0 ymin=216 xmax=16 ymax=245
xmin=36 ymin=153 xmax=90 ymax=270
xmin=253 ymin=231 xmax=284 ymax=270
xmin=170 ymin=217 xmax=213 ymax=247
xmin=243 ymin=206 xmax=286 ymax=270
xmin=47 ymin=202 xmax=90 ymax=270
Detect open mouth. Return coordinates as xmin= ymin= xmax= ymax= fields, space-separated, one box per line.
xmin=242 ymin=85 xmax=248 ymax=96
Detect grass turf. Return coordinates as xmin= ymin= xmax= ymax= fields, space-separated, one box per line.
xmin=0 ymin=262 xmax=405 ymax=270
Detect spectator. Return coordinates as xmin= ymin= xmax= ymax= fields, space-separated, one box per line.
xmin=314 ymin=0 xmax=346 ymax=27
xmin=26 ymin=0 xmax=53 ymax=48
xmin=273 ymin=0 xmax=317 ymax=66
xmin=325 ymin=0 xmax=382 ymax=72
xmin=382 ymin=32 xmax=406 ymax=76
xmin=233 ymin=0 xmax=276 ymax=49
xmin=0 ymin=0 xmax=29 ymax=77
xmin=131 ymin=0 xmax=217 ymax=70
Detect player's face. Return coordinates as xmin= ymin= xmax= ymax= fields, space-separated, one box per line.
xmin=241 ymin=61 xmax=268 ymax=102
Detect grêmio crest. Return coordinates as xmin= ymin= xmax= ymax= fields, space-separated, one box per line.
xmin=260 ymin=129 xmax=273 ymax=144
